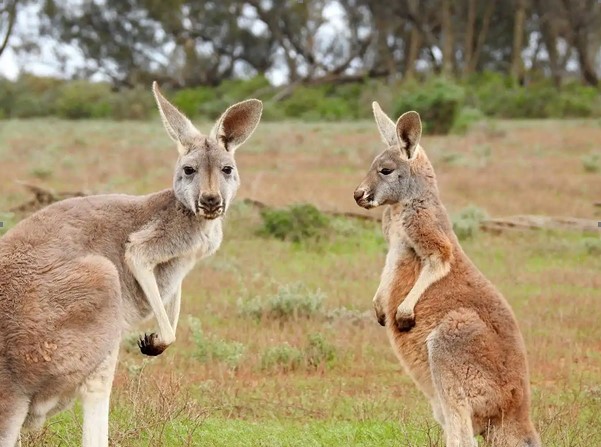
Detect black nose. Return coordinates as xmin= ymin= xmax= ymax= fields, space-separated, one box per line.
xmin=199 ymin=193 xmax=222 ymax=211
xmin=353 ymin=189 xmax=364 ymax=202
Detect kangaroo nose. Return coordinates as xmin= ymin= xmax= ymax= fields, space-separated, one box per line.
xmin=353 ymin=189 xmax=365 ymax=202
xmin=200 ymin=193 xmax=222 ymax=210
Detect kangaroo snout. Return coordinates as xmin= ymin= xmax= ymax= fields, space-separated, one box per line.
xmin=353 ymin=188 xmax=374 ymax=208
xmin=198 ymin=193 xmax=223 ymax=217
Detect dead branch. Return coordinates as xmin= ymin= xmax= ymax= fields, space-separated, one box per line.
xmin=11 ymin=189 xmax=599 ymax=233
xmin=10 ymin=182 xmax=87 ymax=214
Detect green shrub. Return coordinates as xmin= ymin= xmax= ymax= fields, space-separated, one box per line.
xmin=452 ymin=205 xmax=488 ymax=240
xmin=172 ymin=87 xmax=218 ymax=117
xmin=279 ymin=84 xmax=359 ymax=121
xmin=452 ymin=107 xmax=485 ymax=134
xmin=260 ymin=203 xmax=330 ymax=243
xmin=260 ymin=343 xmax=303 ymax=372
xmin=394 ymin=77 xmax=465 ymax=135
xmin=304 ymin=333 xmax=336 ymax=368
xmin=56 ymin=81 xmax=113 ymax=119
xmin=188 ymin=317 xmax=245 ymax=368
xmin=240 ymin=283 xmax=325 ymax=322
xmin=582 ymin=237 xmax=601 ymax=255
xmin=217 ymin=76 xmax=272 ymax=100
xmin=110 ymin=86 xmax=155 ymax=120
xmin=582 ymin=153 xmax=600 ymax=173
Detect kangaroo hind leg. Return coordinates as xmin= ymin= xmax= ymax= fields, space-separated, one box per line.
xmin=426 ymin=309 xmax=492 ymax=447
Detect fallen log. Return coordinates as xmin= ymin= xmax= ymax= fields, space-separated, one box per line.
xmin=481 ymin=215 xmax=600 ymax=233
xmin=10 ymin=188 xmax=600 ymax=233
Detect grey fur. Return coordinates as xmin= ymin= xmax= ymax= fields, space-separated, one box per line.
xmin=0 ymin=83 xmax=263 ymax=447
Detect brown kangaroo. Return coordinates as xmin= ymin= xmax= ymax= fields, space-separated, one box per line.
xmin=353 ymin=102 xmax=540 ymax=447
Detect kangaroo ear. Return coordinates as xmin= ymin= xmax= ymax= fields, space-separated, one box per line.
xmin=210 ymin=99 xmax=263 ymax=153
xmin=152 ymin=81 xmax=201 ymax=153
xmin=396 ymin=111 xmax=422 ymax=159
xmin=372 ymin=101 xmax=397 ymax=147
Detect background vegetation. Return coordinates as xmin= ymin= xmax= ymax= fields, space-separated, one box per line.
xmin=0 ymin=119 xmax=599 ymax=446
xmin=1 ymin=0 xmax=601 ymax=131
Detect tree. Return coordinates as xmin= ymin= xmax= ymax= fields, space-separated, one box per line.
xmin=0 ymin=0 xmax=18 ymax=58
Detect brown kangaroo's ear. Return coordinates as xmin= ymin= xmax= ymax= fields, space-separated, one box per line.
xmin=372 ymin=101 xmax=397 ymax=147
xmin=152 ymin=81 xmax=201 ymax=154
xmin=396 ymin=111 xmax=422 ymax=159
xmin=210 ymin=99 xmax=263 ymax=153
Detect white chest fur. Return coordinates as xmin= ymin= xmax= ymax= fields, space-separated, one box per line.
xmin=378 ymin=207 xmax=415 ymax=301
xmin=155 ymin=219 xmax=223 ymax=302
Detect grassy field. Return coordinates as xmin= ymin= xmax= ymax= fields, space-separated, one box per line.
xmin=0 ymin=118 xmax=600 ymax=446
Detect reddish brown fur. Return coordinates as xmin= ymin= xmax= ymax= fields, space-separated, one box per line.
xmin=356 ymin=105 xmax=540 ymax=446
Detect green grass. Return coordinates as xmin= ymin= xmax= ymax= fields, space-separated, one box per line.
xmin=2 ymin=119 xmax=601 ymax=446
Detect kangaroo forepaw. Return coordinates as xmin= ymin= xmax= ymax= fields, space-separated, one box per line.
xmin=138 ymin=333 xmax=169 ymax=356
xmin=395 ymin=309 xmax=416 ymax=332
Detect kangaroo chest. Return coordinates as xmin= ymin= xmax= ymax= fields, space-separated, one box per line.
xmin=381 ymin=210 xmax=421 ymax=302
xmin=154 ymin=220 xmax=223 ymax=302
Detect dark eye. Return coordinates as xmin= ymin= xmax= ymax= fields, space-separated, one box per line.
xmin=183 ymin=166 xmax=196 ymax=176
xmin=380 ymin=168 xmax=394 ymax=175
xmin=222 ymin=166 xmax=233 ymax=175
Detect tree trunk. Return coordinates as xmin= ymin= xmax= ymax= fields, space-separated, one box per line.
xmin=511 ymin=0 xmax=526 ymax=84
xmin=462 ymin=0 xmax=477 ymax=77
xmin=0 ymin=0 xmax=18 ymax=58
xmin=574 ymin=31 xmax=599 ymax=86
xmin=404 ymin=25 xmax=422 ymax=80
xmin=440 ymin=0 xmax=454 ymax=76
xmin=468 ymin=0 xmax=495 ymax=73
xmin=535 ymin=0 xmax=562 ymax=87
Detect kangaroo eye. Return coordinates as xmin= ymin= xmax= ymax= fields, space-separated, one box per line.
xmin=183 ymin=166 xmax=196 ymax=176
xmin=222 ymin=166 xmax=233 ymax=175
xmin=380 ymin=168 xmax=394 ymax=175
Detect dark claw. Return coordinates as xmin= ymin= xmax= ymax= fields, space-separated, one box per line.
xmin=138 ymin=333 xmax=168 ymax=356
xmin=396 ymin=315 xmax=416 ymax=332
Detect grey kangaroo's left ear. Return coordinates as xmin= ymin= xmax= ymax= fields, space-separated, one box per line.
xmin=396 ymin=111 xmax=422 ymax=159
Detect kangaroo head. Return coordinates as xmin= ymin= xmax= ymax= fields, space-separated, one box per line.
xmin=354 ymin=102 xmax=436 ymax=209
xmin=152 ymin=82 xmax=263 ymax=219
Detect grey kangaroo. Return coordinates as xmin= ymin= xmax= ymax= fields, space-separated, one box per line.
xmin=0 ymin=82 xmax=262 ymax=447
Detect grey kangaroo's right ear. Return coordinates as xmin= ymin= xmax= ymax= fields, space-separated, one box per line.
xmin=372 ymin=101 xmax=397 ymax=147
xmin=396 ymin=111 xmax=422 ymax=159
xmin=210 ymin=99 xmax=263 ymax=153
xmin=152 ymin=81 xmax=201 ymax=153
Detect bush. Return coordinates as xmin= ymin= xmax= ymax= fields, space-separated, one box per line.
xmin=1 ymin=72 xmax=599 ymax=122
xmin=110 ymin=86 xmax=155 ymax=120
xmin=452 ymin=205 xmax=488 ymax=240
xmin=240 ymin=283 xmax=325 ymax=322
xmin=582 ymin=237 xmax=601 ymax=255
xmin=260 ymin=344 xmax=303 ymax=372
xmin=394 ymin=77 xmax=465 ymax=135
xmin=172 ymin=87 xmax=218 ymax=117
xmin=260 ymin=203 xmax=330 ymax=243
xmin=56 ymin=81 xmax=113 ymax=119
xmin=582 ymin=153 xmax=600 ymax=173
xmin=451 ymin=107 xmax=485 ymax=134
xmin=188 ymin=317 xmax=245 ymax=368
xmin=260 ymin=333 xmax=336 ymax=372
xmin=304 ymin=333 xmax=336 ymax=368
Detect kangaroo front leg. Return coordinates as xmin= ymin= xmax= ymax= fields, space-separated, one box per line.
xmin=129 ymin=261 xmax=176 ymax=356
xmin=167 ymin=284 xmax=182 ymax=336
xmin=396 ymin=256 xmax=451 ymax=331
